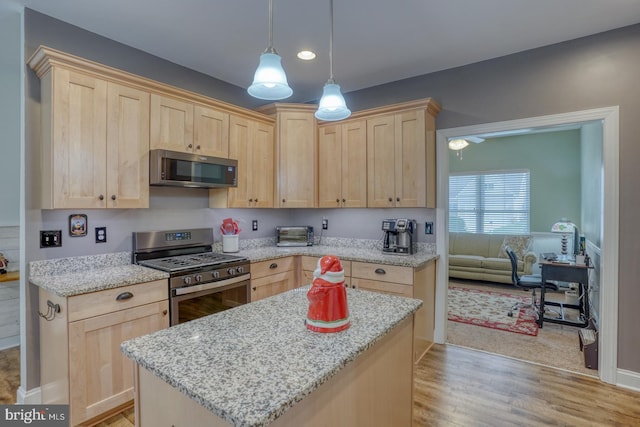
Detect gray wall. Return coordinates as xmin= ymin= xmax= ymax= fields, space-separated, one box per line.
xmin=348 ymin=24 xmax=640 ymax=373
xmin=0 ymin=7 xmax=21 ymax=226
xmin=448 ymin=130 xmax=582 ymax=233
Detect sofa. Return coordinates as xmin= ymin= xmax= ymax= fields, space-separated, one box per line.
xmin=448 ymin=232 xmax=536 ymax=285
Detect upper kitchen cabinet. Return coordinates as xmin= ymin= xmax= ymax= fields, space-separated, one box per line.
xmin=317 ymin=120 xmax=367 ymax=208
xmin=366 ymin=99 xmax=440 ymax=208
xmin=28 ymin=47 xmax=150 ymax=209
xmin=211 ymin=114 xmax=275 ymax=208
xmin=150 ymin=95 xmax=230 ymax=158
xmin=260 ymin=104 xmax=317 ymax=208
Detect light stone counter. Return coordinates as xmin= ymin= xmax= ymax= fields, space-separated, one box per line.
xmin=29 ymin=252 xmax=169 ymax=297
xmin=121 ymin=287 xmax=422 ymax=427
xmin=216 ymin=237 xmax=438 ymax=268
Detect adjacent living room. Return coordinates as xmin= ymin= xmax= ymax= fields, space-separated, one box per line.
xmin=446 ymin=123 xmax=602 ymax=377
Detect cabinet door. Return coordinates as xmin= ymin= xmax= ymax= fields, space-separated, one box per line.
xmin=366 ymin=115 xmax=396 ymax=208
xmin=150 ymin=94 xmax=194 ymax=152
xmin=394 ymin=110 xmax=426 ymax=207
xmin=341 ymin=120 xmax=367 ymax=207
xmin=251 ymin=121 xmax=275 ymax=208
xmin=318 ymin=124 xmax=343 ymax=208
xmin=68 ymin=300 xmax=169 ymax=425
xmin=277 ymin=111 xmax=316 ymax=208
xmin=106 ymin=83 xmax=150 ymax=209
xmin=227 ymin=116 xmax=274 ymax=208
xmin=50 ymin=68 xmax=107 ymax=209
xmin=194 ymin=104 xmax=229 ymax=157
xmin=250 ymin=270 xmax=295 ymax=302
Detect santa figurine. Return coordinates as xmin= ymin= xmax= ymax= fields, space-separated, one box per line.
xmin=306 ymin=255 xmax=350 ymax=333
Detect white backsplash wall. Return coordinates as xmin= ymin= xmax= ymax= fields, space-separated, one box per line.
xmin=29 ymin=187 xmax=437 ymax=261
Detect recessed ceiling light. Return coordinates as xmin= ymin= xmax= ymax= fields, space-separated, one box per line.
xmin=297 ymin=50 xmax=316 ymax=60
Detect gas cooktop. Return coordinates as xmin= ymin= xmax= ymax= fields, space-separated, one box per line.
xmin=137 ymin=252 xmax=247 ymax=273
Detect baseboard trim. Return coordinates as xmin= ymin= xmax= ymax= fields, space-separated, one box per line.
xmin=0 ymin=336 xmax=19 ymax=351
xmin=16 ymin=386 xmax=41 ymax=404
xmin=617 ymin=368 xmax=640 ymax=392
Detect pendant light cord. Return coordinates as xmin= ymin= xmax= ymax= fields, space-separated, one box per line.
xmin=328 ymin=0 xmax=335 ymax=82
xmin=267 ymin=0 xmax=275 ymax=53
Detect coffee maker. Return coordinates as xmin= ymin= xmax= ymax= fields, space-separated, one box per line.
xmin=382 ymin=218 xmax=417 ymax=255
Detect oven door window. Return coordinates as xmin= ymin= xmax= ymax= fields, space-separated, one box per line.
xmin=172 ymin=285 xmax=248 ymax=325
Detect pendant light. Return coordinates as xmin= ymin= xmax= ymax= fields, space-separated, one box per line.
xmin=315 ymin=0 xmax=351 ymax=121
xmin=248 ymin=0 xmax=293 ymax=100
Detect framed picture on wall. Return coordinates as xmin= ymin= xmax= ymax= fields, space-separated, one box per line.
xmin=69 ymin=214 xmax=87 ymax=237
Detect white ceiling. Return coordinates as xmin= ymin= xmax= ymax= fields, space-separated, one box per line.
xmin=12 ymin=0 xmax=640 ymax=103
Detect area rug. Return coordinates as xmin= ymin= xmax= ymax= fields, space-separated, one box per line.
xmin=448 ymin=286 xmax=539 ymax=336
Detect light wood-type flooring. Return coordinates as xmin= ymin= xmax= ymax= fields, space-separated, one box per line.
xmin=3 ymin=344 xmax=640 ymax=426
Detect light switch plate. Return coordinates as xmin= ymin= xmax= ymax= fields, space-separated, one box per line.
xmin=40 ymin=230 xmax=62 ymax=248
xmin=425 ymin=222 xmax=433 ymax=234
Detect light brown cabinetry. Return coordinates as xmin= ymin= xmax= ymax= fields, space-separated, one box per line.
xmin=351 ymin=259 xmax=436 ymax=362
xmin=250 ymin=257 xmax=296 ymax=301
xmin=317 ymin=120 xmax=367 ymax=208
xmin=365 ymin=100 xmax=439 ymax=208
xmin=150 ymin=94 xmax=230 ymax=157
xmin=38 ymin=280 xmax=169 ymax=426
xmin=300 ymin=255 xmax=351 ymax=287
xmin=260 ymin=104 xmax=317 ymax=208
xmin=36 ymin=67 xmax=150 ymax=209
xmin=211 ymin=114 xmax=275 ymax=208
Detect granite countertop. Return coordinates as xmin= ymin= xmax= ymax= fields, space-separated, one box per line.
xmin=224 ymin=237 xmax=438 ymax=268
xmin=29 ymin=252 xmax=169 ymax=297
xmin=121 ymin=287 xmax=422 ymax=427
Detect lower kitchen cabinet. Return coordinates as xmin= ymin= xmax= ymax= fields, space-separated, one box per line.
xmin=351 ymin=259 xmax=436 ymax=362
xmin=38 ymin=279 xmax=169 ymax=426
xmin=301 ymin=255 xmax=351 ymax=288
xmin=250 ymin=257 xmax=296 ymax=302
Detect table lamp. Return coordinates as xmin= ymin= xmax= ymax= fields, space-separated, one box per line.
xmin=551 ymin=219 xmax=576 ymax=261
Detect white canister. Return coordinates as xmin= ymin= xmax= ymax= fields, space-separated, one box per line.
xmin=222 ymin=235 xmax=239 ymax=253
xmin=575 ymin=255 xmax=586 ymax=265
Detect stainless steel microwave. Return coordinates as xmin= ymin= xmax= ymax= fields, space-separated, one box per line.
xmin=149 ymin=149 xmax=238 ymax=189
xmin=276 ymin=226 xmax=314 ymax=247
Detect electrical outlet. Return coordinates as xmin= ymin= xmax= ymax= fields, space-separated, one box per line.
xmin=425 ymin=222 xmax=433 ymax=235
xmin=95 ymin=227 xmax=107 ymax=243
xmin=322 ymin=218 xmax=328 ymax=230
xmin=40 ymin=230 xmax=62 ymax=248
xmin=252 ymin=220 xmax=258 ymax=231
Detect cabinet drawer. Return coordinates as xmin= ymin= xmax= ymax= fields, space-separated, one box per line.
xmin=68 ymin=279 xmax=168 ymax=322
xmin=251 ymin=257 xmax=295 ymax=279
xmin=352 ymin=278 xmax=413 ymax=298
xmin=351 ymin=262 xmax=413 ymax=285
xmin=301 ymin=256 xmax=351 ymax=276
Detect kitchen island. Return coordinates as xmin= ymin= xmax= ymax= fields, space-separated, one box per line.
xmin=121 ymin=286 xmax=422 ymax=427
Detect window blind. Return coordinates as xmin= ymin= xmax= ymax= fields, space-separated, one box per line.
xmin=449 ymin=170 xmax=530 ymax=234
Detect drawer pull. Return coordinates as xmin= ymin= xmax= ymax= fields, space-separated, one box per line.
xmin=269 ymin=263 xmax=278 ymax=269
xmin=162 ymin=309 xmax=168 ymax=316
xmin=374 ymin=268 xmax=386 ymax=275
xmin=116 ymin=291 xmax=134 ymax=301
xmin=252 ymin=286 xmax=257 ymax=291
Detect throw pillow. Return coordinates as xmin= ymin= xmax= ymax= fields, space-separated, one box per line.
xmin=498 ymin=235 xmax=532 ymax=259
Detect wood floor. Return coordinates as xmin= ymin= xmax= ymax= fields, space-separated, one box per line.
xmin=3 ymin=344 xmax=640 ymax=426
xmin=414 ymin=344 xmax=640 ymax=426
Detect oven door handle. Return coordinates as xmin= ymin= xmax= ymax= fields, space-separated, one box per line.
xmin=173 ymin=273 xmax=251 ymax=296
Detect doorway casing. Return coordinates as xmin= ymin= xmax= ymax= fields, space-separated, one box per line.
xmin=434 ymin=106 xmax=619 ymax=385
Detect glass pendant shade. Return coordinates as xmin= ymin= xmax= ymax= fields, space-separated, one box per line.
xmin=248 ymin=52 xmax=293 ymax=100
xmin=448 ymin=138 xmax=469 ymax=151
xmin=315 ymin=81 xmax=351 ymax=121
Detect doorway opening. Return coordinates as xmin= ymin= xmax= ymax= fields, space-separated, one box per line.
xmin=434 ymin=106 xmax=619 ymax=385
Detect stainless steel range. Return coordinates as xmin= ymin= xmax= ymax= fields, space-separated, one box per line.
xmin=133 ymin=228 xmax=250 ymax=325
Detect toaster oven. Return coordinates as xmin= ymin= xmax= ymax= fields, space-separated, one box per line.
xmin=276 ymin=226 xmax=314 ymax=247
